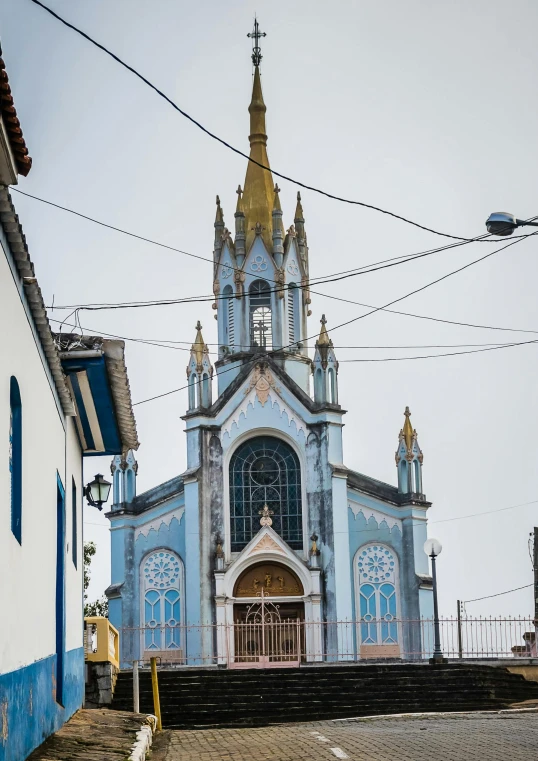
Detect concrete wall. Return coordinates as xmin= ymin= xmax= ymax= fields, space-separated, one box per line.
xmin=0 ymin=235 xmax=84 ymax=759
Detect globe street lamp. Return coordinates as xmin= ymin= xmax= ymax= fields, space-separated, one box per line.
xmin=84 ymin=473 xmax=112 ymax=511
xmin=424 ymin=537 xmax=445 ymax=664
xmin=486 ymin=212 xmax=538 ymax=237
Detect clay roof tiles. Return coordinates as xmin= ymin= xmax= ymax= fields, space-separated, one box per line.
xmin=0 ymin=45 xmax=32 ymax=177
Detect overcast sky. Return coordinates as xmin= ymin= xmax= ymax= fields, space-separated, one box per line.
xmin=3 ymin=0 xmax=538 ymax=621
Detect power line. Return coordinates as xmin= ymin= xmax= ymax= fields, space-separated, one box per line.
xmin=26 ymin=0 xmax=511 ymax=243
xmin=131 ymin=232 xmax=536 ymax=405
xmin=53 ymin=318 xmax=536 ymax=361
xmin=338 ymin=339 xmax=538 ymax=362
xmin=464 ymin=584 xmax=533 ymax=604
xmin=50 ymin=319 xmax=529 ymax=352
xmin=431 ymin=499 xmax=538 ymax=525
xmin=11 ymin=188 xmax=505 ymax=313
xmin=12 ymin=188 xmax=538 ymax=341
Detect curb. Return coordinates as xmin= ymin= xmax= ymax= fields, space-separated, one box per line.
xmin=128 ymin=715 xmax=158 ymax=761
xmin=331 ymin=707 xmax=538 ymax=723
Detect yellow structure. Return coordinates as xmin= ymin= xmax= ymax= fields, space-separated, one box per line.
xmin=84 ymin=617 xmax=120 ymax=669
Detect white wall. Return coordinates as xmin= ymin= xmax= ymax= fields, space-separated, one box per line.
xmin=0 ymin=239 xmax=84 ymax=675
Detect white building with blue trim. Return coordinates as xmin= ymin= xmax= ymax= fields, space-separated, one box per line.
xmin=107 ymin=52 xmax=434 ymax=668
xmin=0 ymin=46 xmax=138 ymax=761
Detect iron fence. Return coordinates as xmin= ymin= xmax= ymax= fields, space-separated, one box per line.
xmin=117 ymin=616 xmax=536 ymax=668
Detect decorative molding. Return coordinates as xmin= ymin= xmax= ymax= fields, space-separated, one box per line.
xmin=221 ymin=264 xmax=232 ymax=279
xmin=250 ymin=254 xmax=268 ymax=272
xmin=135 ymin=507 xmax=185 ymax=540
xmin=348 ymin=503 xmax=401 ymax=531
xmin=221 ymin=386 xmax=307 ymax=439
xmin=287 ymin=259 xmax=299 ymax=276
xmin=245 ymin=363 xmax=280 ymax=406
xmin=249 ymin=534 xmax=285 ymax=555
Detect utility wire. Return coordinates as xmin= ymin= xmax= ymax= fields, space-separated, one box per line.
xmin=11 ymin=188 xmax=506 ymax=313
xmin=12 ymin=188 xmax=538 ymax=340
xmin=431 ymin=500 xmax=538 ymax=525
xmin=26 ymin=0 xmax=514 ymax=243
xmin=464 ymin=584 xmax=533 ymax=604
xmin=52 ymin=318 xmax=536 ymax=360
xmin=132 ymin=232 xmax=535 ymax=405
xmin=338 ymin=339 xmax=538 ymax=362
xmin=49 ymin=319 xmax=530 ymax=352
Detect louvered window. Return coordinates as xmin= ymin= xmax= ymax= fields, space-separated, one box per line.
xmin=288 ymin=283 xmax=296 ymax=344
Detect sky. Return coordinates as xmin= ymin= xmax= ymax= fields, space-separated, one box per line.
xmin=3 ymin=0 xmax=538 ymax=621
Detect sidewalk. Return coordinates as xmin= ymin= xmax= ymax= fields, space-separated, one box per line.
xmin=27 ymin=709 xmax=153 ymax=761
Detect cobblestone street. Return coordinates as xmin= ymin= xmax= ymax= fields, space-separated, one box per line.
xmin=152 ymin=711 xmax=538 ymax=761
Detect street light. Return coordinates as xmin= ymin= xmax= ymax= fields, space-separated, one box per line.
xmin=84 ymin=473 xmax=112 ymax=511
xmin=424 ymin=537 xmax=445 ymax=664
xmin=486 ymin=212 xmax=538 ymax=237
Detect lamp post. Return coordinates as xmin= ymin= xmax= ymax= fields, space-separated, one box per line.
xmin=424 ymin=537 xmax=445 ymax=664
xmin=84 ymin=473 xmax=112 ymax=511
xmin=485 ymin=212 xmax=538 ymax=237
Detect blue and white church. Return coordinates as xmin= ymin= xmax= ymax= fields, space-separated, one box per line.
xmin=107 ymin=41 xmax=434 ymax=666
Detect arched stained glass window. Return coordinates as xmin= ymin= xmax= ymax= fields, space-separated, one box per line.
xmin=141 ymin=550 xmax=183 ymax=653
xmin=357 ymin=544 xmax=399 ymax=646
xmin=229 ymin=436 xmax=302 ymax=551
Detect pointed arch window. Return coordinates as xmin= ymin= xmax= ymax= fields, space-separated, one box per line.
xmin=249 ymin=280 xmax=272 ymax=350
xmin=356 ymin=544 xmax=399 ymax=648
xmin=229 ymin=436 xmax=302 ymax=551
xmin=141 ymin=550 xmax=184 ymax=653
xmin=9 ymin=376 xmax=22 ymax=544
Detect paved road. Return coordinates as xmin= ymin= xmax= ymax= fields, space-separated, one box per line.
xmin=152 ymin=711 xmax=538 ymax=760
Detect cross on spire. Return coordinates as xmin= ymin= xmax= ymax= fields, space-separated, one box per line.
xmin=247 ymin=17 xmax=266 ymax=67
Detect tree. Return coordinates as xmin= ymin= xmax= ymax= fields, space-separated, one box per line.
xmin=84 ymin=540 xmax=109 ymax=618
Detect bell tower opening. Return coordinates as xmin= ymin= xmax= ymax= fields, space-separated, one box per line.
xmin=249 ymin=280 xmax=272 ymax=350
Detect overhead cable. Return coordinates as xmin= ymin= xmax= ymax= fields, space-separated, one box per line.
xmin=463 ymin=584 xmax=533 ymax=604
xmin=131 ymin=232 xmax=536 ymax=404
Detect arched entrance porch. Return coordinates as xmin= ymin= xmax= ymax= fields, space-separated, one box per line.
xmin=232 ymin=562 xmax=305 ymax=668
xmin=214 ymin=526 xmax=323 ymax=668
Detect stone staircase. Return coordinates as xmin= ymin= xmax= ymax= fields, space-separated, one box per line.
xmin=111 ymin=663 xmax=538 ymax=729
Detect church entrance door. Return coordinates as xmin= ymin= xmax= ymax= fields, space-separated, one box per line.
xmin=230 ymin=562 xmax=306 ymax=668
xmin=232 ymin=589 xmax=304 ymax=668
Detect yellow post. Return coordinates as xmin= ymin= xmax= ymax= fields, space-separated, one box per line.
xmin=150 ymin=657 xmax=162 ymax=731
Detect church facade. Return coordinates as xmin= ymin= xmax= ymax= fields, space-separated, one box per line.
xmin=107 ymin=45 xmax=434 ymax=667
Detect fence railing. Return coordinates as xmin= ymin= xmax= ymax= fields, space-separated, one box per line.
xmin=117 ymin=616 xmax=536 ymax=668
xmin=85 ymin=616 xmax=120 ymax=668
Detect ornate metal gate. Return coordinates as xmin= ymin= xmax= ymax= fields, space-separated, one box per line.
xmin=232 ymin=589 xmax=302 ymax=668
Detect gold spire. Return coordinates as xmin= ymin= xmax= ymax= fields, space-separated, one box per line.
xmin=242 ymin=65 xmax=274 ymax=252
xmin=317 ymin=314 xmax=330 ymax=346
xmin=402 ymin=406 xmax=414 ymax=451
xmin=192 ymin=320 xmax=206 ymax=367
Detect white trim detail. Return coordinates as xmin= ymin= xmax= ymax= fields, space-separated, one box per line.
xmin=221 ymin=387 xmax=307 ymax=439
xmin=348 ymin=502 xmax=402 ymax=531
xmin=134 ymin=507 xmax=185 ymax=540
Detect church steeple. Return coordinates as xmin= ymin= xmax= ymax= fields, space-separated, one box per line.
xmin=395 ymin=407 xmax=424 ymax=495
xmin=243 ymin=20 xmax=274 ymax=252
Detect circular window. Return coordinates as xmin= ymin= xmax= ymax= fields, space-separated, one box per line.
xmin=250 ymin=456 xmax=279 ymax=485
